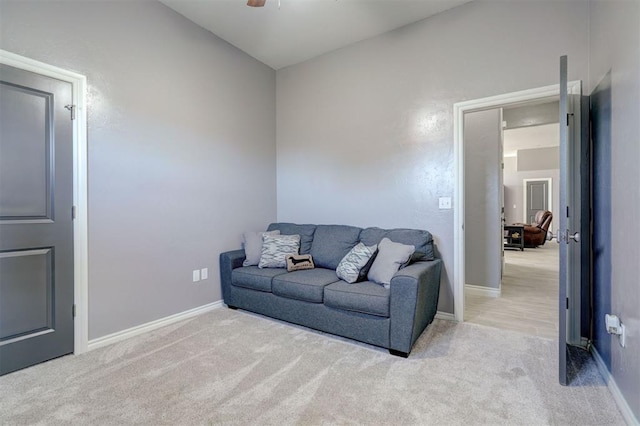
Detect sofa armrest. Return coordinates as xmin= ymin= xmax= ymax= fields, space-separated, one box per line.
xmin=219 ymin=249 xmax=246 ymax=304
xmin=389 ymin=259 xmax=442 ymax=354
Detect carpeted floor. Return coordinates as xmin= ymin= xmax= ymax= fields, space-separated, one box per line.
xmin=0 ymin=308 xmax=625 ymax=425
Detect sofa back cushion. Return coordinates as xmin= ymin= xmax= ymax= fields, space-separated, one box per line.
xmin=310 ymin=224 xmax=362 ymax=270
xmin=267 ymin=223 xmax=316 ymax=254
xmin=360 ymin=227 xmax=434 ymax=260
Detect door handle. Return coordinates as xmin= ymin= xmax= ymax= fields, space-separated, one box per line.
xmin=546 ymin=230 xmax=580 ymax=243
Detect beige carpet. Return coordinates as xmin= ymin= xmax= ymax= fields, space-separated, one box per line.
xmin=0 ymin=308 xmax=624 ymax=425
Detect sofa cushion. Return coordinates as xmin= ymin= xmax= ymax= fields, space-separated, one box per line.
xmin=360 ymin=227 xmax=434 ymax=261
xmin=242 ymin=230 xmax=280 ymax=267
xmin=258 ymin=234 xmax=300 ymax=269
xmin=272 ymin=268 xmax=339 ymax=303
xmin=285 ymin=254 xmax=315 ymax=272
xmin=267 ymin=223 xmax=316 ymax=255
xmin=310 ymin=225 xmax=362 ymax=270
xmin=324 ymin=281 xmax=390 ymax=317
xmin=336 ymin=243 xmax=377 ymax=284
xmin=231 ymin=266 xmax=287 ymax=292
xmin=368 ymin=238 xmax=415 ymax=287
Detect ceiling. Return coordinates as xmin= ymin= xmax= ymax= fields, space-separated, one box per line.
xmin=160 ymin=0 xmax=472 ymax=70
xmin=503 ymin=123 xmax=560 ymax=158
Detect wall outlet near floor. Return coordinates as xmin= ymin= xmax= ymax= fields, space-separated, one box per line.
xmin=201 ymin=268 xmax=208 ymax=280
xmin=192 ymin=269 xmax=201 ymax=282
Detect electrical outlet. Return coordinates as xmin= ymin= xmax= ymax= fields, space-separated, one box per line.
xmin=439 ymin=197 xmax=452 ymax=209
xmin=201 ymin=268 xmax=208 ymax=280
xmin=192 ymin=269 xmax=200 ymax=282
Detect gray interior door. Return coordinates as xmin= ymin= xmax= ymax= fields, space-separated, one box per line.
xmin=526 ymin=180 xmax=548 ymax=223
xmin=0 ymin=64 xmax=74 ymax=375
xmin=557 ymin=56 xmax=585 ymax=386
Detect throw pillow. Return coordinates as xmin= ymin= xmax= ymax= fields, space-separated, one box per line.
xmin=368 ymin=237 xmax=415 ymax=288
xmin=242 ymin=230 xmax=280 ymax=267
xmin=258 ymin=234 xmax=301 ymax=269
xmin=336 ymin=243 xmax=377 ymax=284
xmin=286 ymin=254 xmax=315 ymax=272
xmin=357 ymin=249 xmax=378 ymax=282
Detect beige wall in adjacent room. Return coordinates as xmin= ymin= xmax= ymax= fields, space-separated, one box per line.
xmin=0 ymin=1 xmax=277 ymax=340
xmin=503 ymin=156 xmax=560 ymax=228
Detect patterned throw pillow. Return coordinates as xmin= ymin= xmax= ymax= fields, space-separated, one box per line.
xmin=285 ymin=254 xmax=315 ymax=272
xmin=242 ymin=230 xmax=280 ymax=267
xmin=258 ymin=234 xmax=301 ymax=269
xmin=336 ymin=243 xmax=377 ymax=283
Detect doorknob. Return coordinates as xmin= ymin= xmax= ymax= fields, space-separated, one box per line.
xmin=546 ymin=230 xmax=580 ymax=243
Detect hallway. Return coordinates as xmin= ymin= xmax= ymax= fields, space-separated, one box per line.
xmin=464 ymin=242 xmax=559 ymax=339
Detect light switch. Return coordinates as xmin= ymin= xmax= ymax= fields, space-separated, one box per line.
xmin=192 ymin=269 xmax=200 ymax=282
xmin=439 ymin=197 xmax=452 ymax=209
xmin=201 ymin=268 xmax=208 ymax=280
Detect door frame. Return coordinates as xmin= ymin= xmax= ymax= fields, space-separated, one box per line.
xmin=522 ymin=177 xmax=553 ymax=223
xmin=0 ymin=50 xmax=89 ymax=354
xmin=453 ymin=81 xmax=580 ymax=322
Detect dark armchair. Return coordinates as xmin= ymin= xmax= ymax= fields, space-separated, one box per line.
xmin=516 ymin=210 xmax=553 ymax=248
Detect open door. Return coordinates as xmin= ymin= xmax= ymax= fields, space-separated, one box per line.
xmin=555 ymin=55 xmax=588 ymax=385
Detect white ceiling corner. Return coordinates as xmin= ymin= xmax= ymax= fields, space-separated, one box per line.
xmin=160 ymin=0 xmax=473 ymax=70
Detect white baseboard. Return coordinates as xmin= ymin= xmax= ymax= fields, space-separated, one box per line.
xmin=88 ymin=301 xmax=223 ymax=351
xmin=465 ymin=284 xmax=501 ymax=298
xmin=435 ymin=311 xmax=456 ymax=321
xmin=591 ymin=345 xmax=639 ymax=425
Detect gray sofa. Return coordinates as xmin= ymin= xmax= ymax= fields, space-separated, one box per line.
xmin=219 ymin=223 xmax=442 ymax=357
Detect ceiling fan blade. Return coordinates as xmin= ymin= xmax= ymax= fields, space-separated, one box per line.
xmin=247 ymin=0 xmax=266 ymax=7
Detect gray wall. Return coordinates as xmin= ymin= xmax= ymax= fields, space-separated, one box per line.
xmin=464 ymin=109 xmax=501 ymax=289
xmin=503 ymin=101 xmax=559 ymax=129
xmin=589 ymin=0 xmax=640 ymax=419
xmin=517 ymin=147 xmax=559 ymax=171
xmin=0 ymin=1 xmax=277 ymax=339
xmin=503 ymin=156 xmax=559 ymax=229
xmin=276 ymin=0 xmax=589 ymax=313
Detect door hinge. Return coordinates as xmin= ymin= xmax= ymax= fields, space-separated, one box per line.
xmin=72 ymin=205 xmax=76 ymax=220
xmin=72 ymin=304 xmax=76 ymax=318
xmin=566 ymin=112 xmax=573 ymax=126
xmin=64 ymin=104 xmax=76 ymax=120
xmin=566 ymin=298 xmax=569 ymax=310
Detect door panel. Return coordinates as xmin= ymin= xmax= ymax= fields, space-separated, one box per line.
xmin=558 ymin=56 xmax=585 ymax=385
xmin=0 ymin=64 xmax=74 ymax=375
xmin=526 ymin=180 xmax=548 ymax=223
xmin=0 ymin=83 xmax=51 ymax=219
xmin=0 ymin=249 xmax=53 ymax=340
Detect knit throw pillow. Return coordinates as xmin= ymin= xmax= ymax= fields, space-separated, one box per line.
xmin=258 ymin=234 xmax=301 ymax=269
xmin=336 ymin=242 xmax=377 ymax=283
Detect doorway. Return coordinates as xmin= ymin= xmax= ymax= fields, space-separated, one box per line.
xmin=523 ymin=178 xmax=552 ymax=224
xmin=453 ymin=80 xmax=582 ymax=333
xmin=462 ymin=100 xmax=561 ymax=338
xmin=0 ymin=50 xmax=89 ymax=370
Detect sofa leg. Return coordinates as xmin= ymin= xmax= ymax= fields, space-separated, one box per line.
xmin=389 ymin=349 xmax=409 ymax=358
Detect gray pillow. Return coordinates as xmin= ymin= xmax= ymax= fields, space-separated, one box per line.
xmin=242 ymin=230 xmax=280 ymax=267
xmin=258 ymin=234 xmax=301 ymax=269
xmin=368 ymin=237 xmax=415 ymax=287
xmin=336 ymin=243 xmax=377 ymax=284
